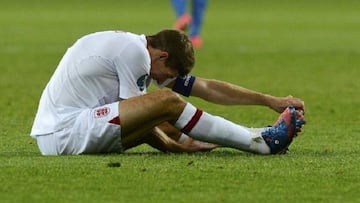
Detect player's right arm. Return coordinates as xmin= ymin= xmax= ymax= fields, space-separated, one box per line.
xmin=166 ymin=75 xmax=305 ymax=113
xmin=191 ymin=77 xmax=305 ymax=113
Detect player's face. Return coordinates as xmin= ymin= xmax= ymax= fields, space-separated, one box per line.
xmin=150 ymin=62 xmax=179 ymax=84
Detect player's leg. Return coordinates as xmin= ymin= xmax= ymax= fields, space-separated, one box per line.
xmin=119 ymin=90 xmax=305 ymax=154
xmin=120 ymin=122 xmax=182 ymax=152
xmin=171 ymin=0 xmax=192 ymax=31
xmin=190 ymin=0 xmax=208 ymax=48
xmin=175 ymin=103 xmax=304 ymax=154
xmin=122 ymin=121 xmax=216 ymax=153
xmin=173 ymin=102 xmax=272 ymax=154
xmin=119 ymin=90 xmax=186 ymax=139
xmin=171 ymin=0 xmax=187 ymax=18
xmin=119 ymin=90 xmax=262 ymax=153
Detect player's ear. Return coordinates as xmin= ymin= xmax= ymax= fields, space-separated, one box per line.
xmin=159 ymin=52 xmax=168 ymax=60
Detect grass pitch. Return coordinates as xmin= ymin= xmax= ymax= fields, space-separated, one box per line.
xmin=1 ymin=0 xmax=360 ymax=202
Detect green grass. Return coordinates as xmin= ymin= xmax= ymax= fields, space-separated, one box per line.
xmin=1 ymin=0 xmax=360 ymax=202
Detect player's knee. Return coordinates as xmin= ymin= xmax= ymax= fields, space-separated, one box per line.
xmin=163 ymin=90 xmax=184 ymax=102
xmin=158 ymin=90 xmax=186 ymax=114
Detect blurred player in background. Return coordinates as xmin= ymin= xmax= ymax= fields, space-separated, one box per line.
xmin=171 ymin=0 xmax=208 ymax=49
xmin=31 ymin=29 xmax=305 ymax=156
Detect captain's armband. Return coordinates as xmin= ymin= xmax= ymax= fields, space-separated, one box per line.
xmin=172 ymin=75 xmax=196 ymax=97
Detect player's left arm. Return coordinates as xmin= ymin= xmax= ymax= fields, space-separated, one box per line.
xmin=146 ymin=126 xmax=217 ymax=153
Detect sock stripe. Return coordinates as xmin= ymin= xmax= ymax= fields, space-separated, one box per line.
xmin=181 ymin=109 xmax=203 ymax=134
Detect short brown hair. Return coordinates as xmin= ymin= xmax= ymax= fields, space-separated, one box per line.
xmin=147 ymin=29 xmax=195 ymax=76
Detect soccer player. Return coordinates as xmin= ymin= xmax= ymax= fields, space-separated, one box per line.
xmin=171 ymin=0 xmax=208 ymax=48
xmin=30 ymin=29 xmax=305 ymax=155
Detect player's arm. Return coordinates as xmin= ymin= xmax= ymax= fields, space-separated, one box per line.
xmin=193 ymin=77 xmax=305 ymax=113
xmin=167 ymin=75 xmax=305 ymax=113
xmin=191 ymin=77 xmax=277 ymax=105
xmin=146 ymin=126 xmax=217 ymax=153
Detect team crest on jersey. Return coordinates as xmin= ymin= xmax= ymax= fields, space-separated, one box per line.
xmin=137 ymin=74 xmax=148 ymax=91
xmin=94 ymin=107 xmax=110 ymax=118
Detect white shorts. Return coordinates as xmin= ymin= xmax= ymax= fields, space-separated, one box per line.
xmin=36 ymin=102 xmax=123 ymax=155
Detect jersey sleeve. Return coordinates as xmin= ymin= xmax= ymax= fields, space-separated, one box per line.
xmin=172 ymin=75 xmax=196 ymax=97
xmin=113 ymin=37 xmax=150 ymax=99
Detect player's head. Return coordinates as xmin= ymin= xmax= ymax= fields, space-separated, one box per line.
xmin=147 ymin=29 xmax=195 ymax=77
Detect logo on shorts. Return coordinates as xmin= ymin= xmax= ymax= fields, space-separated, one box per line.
xmin=94 ymin=107 xmax=110 ymax=118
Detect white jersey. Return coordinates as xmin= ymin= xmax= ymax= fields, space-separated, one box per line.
xmin=31 ymin=31 xmax=151 ymax=136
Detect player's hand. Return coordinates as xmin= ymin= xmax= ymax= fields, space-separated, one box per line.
xmin=182 ymin=138 xmax=218 ymax=152
xmin=270 ymin=95 xmax=305 ymax=114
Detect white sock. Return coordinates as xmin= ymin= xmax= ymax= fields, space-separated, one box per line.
xmin=175 ymin=103 xmax=270 ymax=154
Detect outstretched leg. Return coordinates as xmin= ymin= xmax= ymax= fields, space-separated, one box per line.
xmin=119 ymin=90 xmax=305 ymax=155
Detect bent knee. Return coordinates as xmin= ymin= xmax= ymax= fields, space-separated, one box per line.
xmin=153 ymin=90 xmax=186 ymax=114
xmin=152 ymin=90 xmax=184 ymax=103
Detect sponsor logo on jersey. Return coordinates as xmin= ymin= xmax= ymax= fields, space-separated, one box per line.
xmin=137 ymin=74 xmax=149 ymax=91
xmin=94 ymin=107 xmax=110 ymax=118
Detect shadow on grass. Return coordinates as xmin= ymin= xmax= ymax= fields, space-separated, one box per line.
xmin=121 ymin=149 xmax=257 ymax=157
xmin=1 ymin=148 xmax=356 ymax=158
xmin=121 ymin=148 xmax=359 ymax=158
xmin=0 ymin=149 xmax=245 ymax=158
